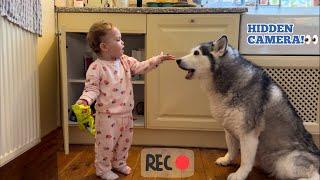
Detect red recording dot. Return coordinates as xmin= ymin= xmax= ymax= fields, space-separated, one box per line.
xmin=175 ymin=155 xmax=189 ymax=170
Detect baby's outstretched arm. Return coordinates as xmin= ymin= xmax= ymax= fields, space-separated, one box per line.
xmin=128 ymin=52 xmax=175 ymax=75
xmin=77 ymin=63 xmax=101 ymax=105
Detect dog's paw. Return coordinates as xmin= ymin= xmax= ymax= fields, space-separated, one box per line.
xmin=227 ymin=172 xmax=246 ymax=180
xmin=215 ymin=156 xmax=232 ymax=166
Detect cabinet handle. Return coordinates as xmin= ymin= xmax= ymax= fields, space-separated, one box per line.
xmin=189 ymin=19 xmax=195 ymax=23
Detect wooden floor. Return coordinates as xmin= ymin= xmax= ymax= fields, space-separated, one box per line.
xmin=58 ymin=145 xmax=274 ymax=180
xmin=0 ymin=128 xmax=274 ymax=180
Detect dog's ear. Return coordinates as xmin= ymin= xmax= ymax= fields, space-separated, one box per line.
xmin=212 ymin=35 xmax=228 ymax=57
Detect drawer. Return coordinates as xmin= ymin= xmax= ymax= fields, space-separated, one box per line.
xmin=147 ymin=14 xmax=240 ymax=49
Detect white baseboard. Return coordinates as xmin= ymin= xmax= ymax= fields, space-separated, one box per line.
xmin=68 ymin=126 xmax=319 ymax=148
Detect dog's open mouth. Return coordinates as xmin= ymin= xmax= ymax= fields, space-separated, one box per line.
xmin=185 ymin=69 xmax=195 ymax=79
xmin=179 ymin=66 xmax=195 ymax=79
xmin=177 ymin=60 xmax=195 ymax=79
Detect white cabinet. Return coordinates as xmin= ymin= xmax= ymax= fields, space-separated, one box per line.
xmin=146 ymin=14 xmax=240 ymax=130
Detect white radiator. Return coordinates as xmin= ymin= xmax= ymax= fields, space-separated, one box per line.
xmin=0 ymin=17 xmax=40 ymax=167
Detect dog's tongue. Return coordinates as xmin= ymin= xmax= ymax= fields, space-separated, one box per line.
xmin=185 ymin=71 xmax=193 ymax=79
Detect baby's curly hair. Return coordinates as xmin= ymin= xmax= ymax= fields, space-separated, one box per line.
xmin=87 ymin=21 xmax=114 ymax=54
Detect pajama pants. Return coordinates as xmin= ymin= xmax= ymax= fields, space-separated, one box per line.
xmin=94 ymin=112 xmax=133 ymax=175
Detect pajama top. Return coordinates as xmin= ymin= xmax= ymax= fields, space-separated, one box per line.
xmin=79 ymin=55 xmax=162 ymax=114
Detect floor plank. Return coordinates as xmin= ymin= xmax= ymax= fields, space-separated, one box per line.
xmin=58 ymin=145 xmax=90 ymax=174
xmin=59 ymin=146 xmax=95 ymax=180
xmin=200 ymin=148 xmax=274 ymax=180
xmin=201 ymin=148 xmax=239 ymax=180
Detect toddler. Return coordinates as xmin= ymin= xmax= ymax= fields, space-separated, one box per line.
xmin=76 ymin=21 xmax=175 ymax=180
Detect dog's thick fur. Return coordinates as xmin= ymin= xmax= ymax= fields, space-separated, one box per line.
xmin=176 ymin=36 xmax=320 ymax=180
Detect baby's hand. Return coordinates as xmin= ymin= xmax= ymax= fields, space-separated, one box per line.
xmin=158 ymin=52 xmax=175 ymax=62
xmin=76 ymin=99 xmax=88 ymax=106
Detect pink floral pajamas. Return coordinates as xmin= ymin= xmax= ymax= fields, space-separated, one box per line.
xmin=95 ymin=113 xmax=133 ymax=173
xmin=79 ymin=55 xmax=162 ymax=175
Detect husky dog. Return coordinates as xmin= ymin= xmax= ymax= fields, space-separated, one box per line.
xmin=176 ymin=35 xmax=320 ymax=180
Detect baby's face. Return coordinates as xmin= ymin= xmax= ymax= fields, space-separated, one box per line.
xmin=102 ymin=27 xmax=124 ymax=58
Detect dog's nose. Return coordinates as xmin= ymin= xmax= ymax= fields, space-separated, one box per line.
xmin=176 ymin=59 xmax=181 ymax=65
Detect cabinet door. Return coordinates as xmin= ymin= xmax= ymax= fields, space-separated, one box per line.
xmin=58 ymin=29 xmax=70 ymax=154
xmin=146 ymin=14 xmax=240 ymax=131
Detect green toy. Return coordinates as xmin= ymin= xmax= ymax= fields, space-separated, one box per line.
xmin=71 ymin=104 xmax=96 ymax=136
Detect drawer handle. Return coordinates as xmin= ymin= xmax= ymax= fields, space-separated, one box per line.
xmin=189 ymin=19 xmax=195 ymax=23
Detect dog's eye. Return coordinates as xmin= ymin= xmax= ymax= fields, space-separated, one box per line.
xmin=193 ymin=50 xmax=200 ymax=56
